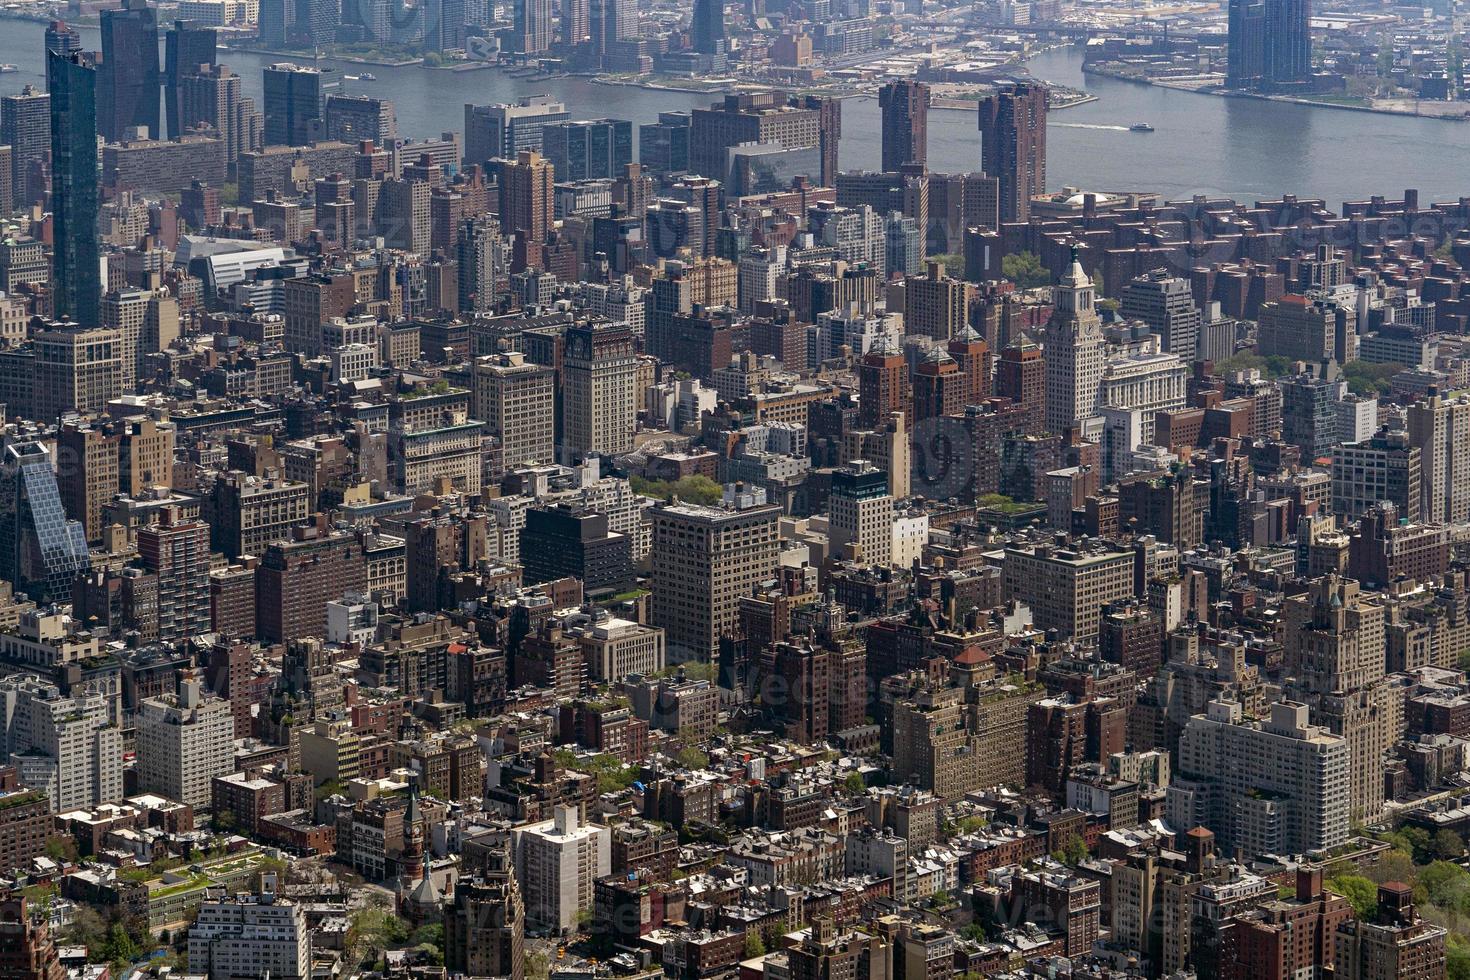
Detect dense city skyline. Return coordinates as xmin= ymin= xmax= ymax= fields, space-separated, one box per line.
xmin=0 ymin=3 xmax=1467 ymax=980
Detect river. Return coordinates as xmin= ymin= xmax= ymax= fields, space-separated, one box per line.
xmin=1 ymin=20 xmax=1467 ymax=209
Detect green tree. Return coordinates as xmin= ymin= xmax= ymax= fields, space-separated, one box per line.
xmin=844 ymin=771 xmax=866 ymax=794
xmin=44 ymin=836 xmax=78 ymax=864
xmin=925 ymin=253 xmax=965 ymax=280
xmin=105 ymin=922 xmax=139 ymax=966
xmin=631 ymin=474 xmax=723 ymax=505
xmin=1434 ymin=829 xmax=1465 ymax=862
xmin=676 ymin=746 xmax=710 ymax=769
xmin=1052 ymin=834 xmax=1089 ymax=866
xmin=1001 ymin=251 xmax=1051 ymax=289
xmin=743 ymin=931 xmax=767 ymax=959
xmin=1326 ymin=874 xmax=1379 ymax=918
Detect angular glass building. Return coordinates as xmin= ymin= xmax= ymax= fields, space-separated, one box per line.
xmin=0 ymin=442 xmax=91 ymax=603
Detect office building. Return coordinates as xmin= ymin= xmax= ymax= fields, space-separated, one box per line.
xmin=473 ymin=351 xmax=556 ymax=468
xmin=829 ymin=462 xmax=893 ymax=565
xmin=44 ymin=20 xmax=81 ymax=57
xmin=878 ymin=79 xmax=929 ymax=172
xmin=164 ymin=20 xmax=217 ymax=139
xmin=638 ymin=111 xmax=690 ymax=176
xmin=99 ymin=0 xmax=161 ymax=142
xmin=650 ymin=487 xmax=781 ymax=662
xmin=1044 ymin=247 xmax=1104 ymax=435
xmin=1002 ymin=540 xmax=1134 ymax=641
xmin=541 ymin=118 xmax=632 ymax=181
xmin=263 ymin=63 xmax=322 ymax=147
xmin=1334 ymin=883 xmax=1446 ymax=980
xmin=206 ymin=471 xmax=312 ymax=560
xmin=1331 ymin=430 xmax=1421 ymax=522
xmin=562 ymin=319 xmax=637 ymax=457
xmin=464 ymin=96 xmax=569 ymax=164
xmin=689 ymin=91 xmax=840 ymax=187
xmin=1169 ymin=700 xmax=1349 ymax=857
xmin=1258 ymin=294 xmax=1355 ymax=365
xmin=32 ymin=326 xmax=123 ymax=421
xmin=978 ymin=80 xmax=1046 ymax=223
xmin=690 ymin=0 xmax=725 ymax=55
xmin=514 ymin=805 xmax=611 ymax=935
xmin=47 ymin=51 xmax=102 ymax=326
xmin=136 ymin=678 xmax=235 ymax=808
xmin=904 ymin=261 xmax=971 ymax=340
xmin=177 ymin=65 xmax=263 ymax=164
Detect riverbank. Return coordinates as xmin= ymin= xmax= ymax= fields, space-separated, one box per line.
xmin=1083 ymin=61 xmax=1470 ymax=122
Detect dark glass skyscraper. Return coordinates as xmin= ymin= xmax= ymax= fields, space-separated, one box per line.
xmin=0 ymin=442 xmax=91 ymax=604
xmin=46 ymin=49 xmax=102 ymax=327
xmin=691 ymin=0 xmax=725 ymax=55
xmin=878 ymin=79 xmax=929 ymax=173
xmin=164 ymin=20 xmax=218 ymax=139
xmin=542 ymin=118 xmax=632 ymax=181
xmin=1227 ymin=0 xmax=1311 ymax=90
xmin=99 ymin=0 xmax=161 ymax=141
xmin=263 ymin=63 xmax=323 ymax=147
xmin=978 ymin=79 xmax=1046 ymax=224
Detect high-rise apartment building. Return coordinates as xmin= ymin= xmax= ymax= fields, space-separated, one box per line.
xmin=1169 ymin=699 xmax=1349 ymax=857
xmin=514 ymin=805 xmax=611 ymax=935
xmin=562 ymin=319 xmax=637 ymax=458
xmin=189 ymin=883 xmax=310 ymax=980
xmin=324 ymin=93 xmax=397 ymax=145
xmin=513 ymin=0 xmax=554 ymax=53
xmin=1227 ymin=0 xmax=1311 ymax=90
xmin=904 ymin=261 xmax=972 ymax=340
xmin=499 ymin=150 xmax=555 ymax=268
xmin=1044 ymin=247 xmax=1104 ymax=435
xmin=650 ymin=487 xmax=781 ymax=662
xmin=1002 ymin=540 xmax=1134 ymax=641
xmin=978 ymin=80 xmax=1046 ymax=223
xmin=2 ymin=85 xmax=49 ymax=206
xmin=99 ymin=0 xmax=160 ymax=142
xmin=0 ymin=674 xmax=121 ymax=811
xmin=47 ymin=51 xmax=102 ymax=326
xmin=690 ymin=0 xmax=725 ymax=55
xmin=136 ymin=677 xmax=235 ymax=807
xmin=878 ymin=79 xmax=929 ymax=172
xmin=1334 ymin=883 xmax=1446 ymax=980
xmin=689 ymin=91 xmax=840 ymax=187
xmin=1121 ymin=268 xmax=1201 ymax=362
xmin=1406 ymin=393 xmax=1470 ymax=524
xmin=138 ymin=508 xmax=212 ymax=644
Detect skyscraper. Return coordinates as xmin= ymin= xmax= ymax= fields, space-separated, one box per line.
xmin=978 ymin=79 xmax=1046 ymax=224
xmin=164 ymin=20 xmax=217 ymax=139
xmin=878 ymin=79 xmax=929 ymax=173
xmin=2 ymin=86 xmax=50 ymax=207
xmin=0 ymin=442 xmax=91 ymax=603
xmin=44 ymin=20 xmax=80 ymax=58
xmin=138 ymin=508 xmax=213 ymax=644
xmin=263 ymin=63 xmax=323 ymax=146
xmin=541 ymin=118 xmax=632 ymax=181
xmin=1120 ymin=268 xmax=1202 ymax=362
xmin=46 ymin=50 xmax=102 ymax=327
xmin=293 ymin=0 xmax=340 ymax=49
xmin=513 ymin=0 xmax=554 ymax=54
xmin=562 ymin=319 xmax=637 ymax=458
xmin=691 ymin=0 xmax=725 ymax=55
xmin=258 ymin=0 xmax=288 ymax=48
xmin=1044 ymin=246 xmax=1104 ymax=435
xmin=499 ymin=149 xmax=555 ymax=269
xmin=1228 ymin=0 xmax=1311 ymax=89
xmin=561 ymin=0 xmax=590 ymax=47
xmin=99 ymin=0 xmax=161 ymax=142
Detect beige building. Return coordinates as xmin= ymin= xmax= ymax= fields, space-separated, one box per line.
xmin=1002 ymin=541 xmax=1134 ymax=641
xmin=649 ymin=487 xmax=781 ymax=663
xmin=903 ymin=261 xmax=971 ymax=340
xmin=33 ymin=325 xmax=123 ymax=421
xmin=513 ymin=805 xmax=610 ymax=936
xmin=473 ymin=352 xmax=555 ymax=469
xmin=135 ymin=678 xmax=235 ymax=807
xmin=562 ymin=320 xmax=636 ymax=458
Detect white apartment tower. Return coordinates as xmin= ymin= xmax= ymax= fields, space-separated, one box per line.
xmin=135 ymin=677 xmax=235 ymax=807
